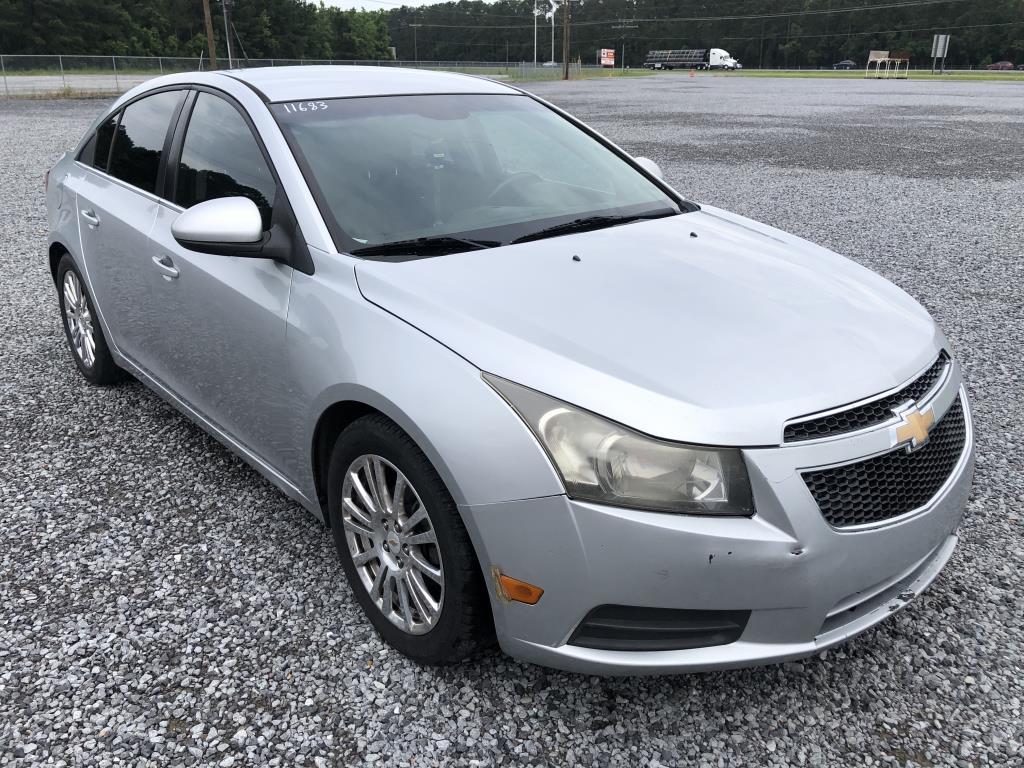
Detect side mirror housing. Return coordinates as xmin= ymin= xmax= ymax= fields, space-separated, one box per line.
xmin=633 ymin=156 xmax=663 ymax=180
xmin=172 ymin=197 xmax=265 ymax=256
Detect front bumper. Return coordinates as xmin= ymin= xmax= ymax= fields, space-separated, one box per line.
xmin=462 ymin=386 xmax=974 ymax=676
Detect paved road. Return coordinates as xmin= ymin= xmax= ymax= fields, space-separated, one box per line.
xmin=1 ymin=77 xmax=1021 ymax=766
xmin=2 ymin=73 xmax=154 ymax=96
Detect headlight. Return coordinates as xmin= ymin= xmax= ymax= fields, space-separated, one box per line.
xmin=484 ymin=374 xmax=754 ymax=516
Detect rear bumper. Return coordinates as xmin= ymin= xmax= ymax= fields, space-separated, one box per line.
xmin=462 ymin=389 xmax=974 ymax=676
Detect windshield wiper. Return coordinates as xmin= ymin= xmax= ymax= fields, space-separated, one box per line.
xmin=350 ymin=235 xmax=500 ymax=259
xmin=510 ymin=209 xmax=680 ymax=245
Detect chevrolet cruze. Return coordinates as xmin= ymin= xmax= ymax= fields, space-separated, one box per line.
xmin=45 ymin=67 xmax=974 ymax=674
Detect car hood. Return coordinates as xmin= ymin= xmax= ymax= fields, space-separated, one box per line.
xmin=354 ymin=205 xmax=943 ymax=446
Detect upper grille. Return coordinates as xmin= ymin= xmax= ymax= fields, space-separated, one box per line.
xmin=784 ymin=353 xmax=949 ymax=443
xmin=803 ymin=395 xmax=967 ymax=529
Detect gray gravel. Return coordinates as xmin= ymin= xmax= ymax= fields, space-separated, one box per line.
xmin=2 ymin=77 xmax=1022 ymax=767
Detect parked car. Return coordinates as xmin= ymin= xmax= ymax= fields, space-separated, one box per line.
xmin=987 ymin=61 xmax=1014 ymax=70
xmin=46 ymin=67 xmax=974 ymax=675
xmin=833 ymin=59 xmax=857 ymax=70
xmin=1017 ymin=64 xmax=1024 ymax=71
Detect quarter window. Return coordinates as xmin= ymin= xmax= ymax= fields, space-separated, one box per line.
xmin=107 ymin=90 xmax=183 ymax=194
xmin=78 ymin=114 xmax=118 ymax=170
xmin=175 ymin=93 xmax=276 ymax=229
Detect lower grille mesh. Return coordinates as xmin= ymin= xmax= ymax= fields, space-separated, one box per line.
xmin=803 ymin=396 xmax=967 ymax=528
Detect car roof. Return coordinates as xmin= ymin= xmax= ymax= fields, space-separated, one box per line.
xmin=217 ymin=65 xmax=520 ymax=102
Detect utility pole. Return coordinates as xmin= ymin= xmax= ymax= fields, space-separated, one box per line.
xmin=561 ymin=0 xmax=572 ymax=80
xmin=550 ymin=2 xmax=556 ymax=65
xmin=544 ymin=0 xmax=558 ymax=65
xmin=411 ymin=24 xmax=421 ymax=61
xmin=758 ymin=17 xmax=764 ymax=69
xmin=202 ymin=0 xmax=218 ymax=69
xmin=612 ymin=20 xmax=637 ymax=70
xmin=221 ymin=0 xmax=234 ymax=69
xmin=533 ymin=0 xmax=538 ymax=67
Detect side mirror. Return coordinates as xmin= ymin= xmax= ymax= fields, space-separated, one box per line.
xmin=172 ymin=197 xmax=265 ymax=256
xmin=633 ymin=156 xmax=663 ymax=180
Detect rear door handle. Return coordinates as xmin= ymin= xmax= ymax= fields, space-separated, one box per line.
xmin=80 ymin=209 xmax=100 ymax=228
xmin=152 ymin=254 xmax=180 ymax=280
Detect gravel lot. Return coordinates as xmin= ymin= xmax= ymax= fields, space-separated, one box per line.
xmin=1 ymin=76 xmax=1022 ymax=767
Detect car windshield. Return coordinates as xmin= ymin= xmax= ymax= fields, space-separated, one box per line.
xmin=271 ymin=94 xmax=682 ymax=256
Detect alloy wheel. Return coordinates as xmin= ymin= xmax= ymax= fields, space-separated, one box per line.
xmin=341 ymin=455 xmax=445 ymax=635
xmin=62 ymin=270 xmax=96 ymax=368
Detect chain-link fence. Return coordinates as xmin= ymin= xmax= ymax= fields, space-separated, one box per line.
xmin=0 ymin=54 xmax=592 ymax=97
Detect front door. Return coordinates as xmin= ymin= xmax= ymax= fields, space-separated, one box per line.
xmin=145 ymin=91 xmax=293 ymax=472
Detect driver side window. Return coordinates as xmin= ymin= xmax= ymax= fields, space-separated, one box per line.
xmin=175 ymin=93 xmax=276 ymax=229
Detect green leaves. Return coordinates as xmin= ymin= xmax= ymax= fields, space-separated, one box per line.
xmin=0 ymin=0 xmax=392 ymax=60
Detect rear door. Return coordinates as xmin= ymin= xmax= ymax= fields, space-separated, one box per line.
xmin=74 ymin=89 xmax=186 ymax=370
xmin=146 ymin=89 xmax=294 ymax=469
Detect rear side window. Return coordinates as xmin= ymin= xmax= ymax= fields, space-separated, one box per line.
xmin=108 ymin=90 xmax=183 ymax=194
xmin=175 ymin=92 xmax=276 ymax=228
xmin=78 ymin=114 xmax=118 ymax=170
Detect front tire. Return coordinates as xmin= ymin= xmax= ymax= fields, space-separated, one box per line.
xmin=327 ymin=415 xmax=491 ymax=664
xmin=56 ymin=254 xmax=125 ymax=386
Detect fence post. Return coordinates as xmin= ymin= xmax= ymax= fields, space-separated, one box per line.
xmin=112 ymin=55 xmax=119 ymax=90
xmin=0 ymin=55 xmax=8 ymax=99
xmin=159 ymin=56 xmax=164 ymax=74
xmin=59 ymin=55 xmax=66 ymax=89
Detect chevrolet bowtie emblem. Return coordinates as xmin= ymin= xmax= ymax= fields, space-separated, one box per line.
xmin=893 ymin=406 xmax=935 ymax=452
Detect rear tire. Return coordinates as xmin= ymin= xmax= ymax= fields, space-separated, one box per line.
xmin=327 ymin=414 xmax=491 ymax=664
xmin=56 ymin=254 xmax=125 ymax=386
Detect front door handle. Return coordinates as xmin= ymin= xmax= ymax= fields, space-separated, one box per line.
xmin=152 ymin=254 xmax=180 ymax=280
xmin=80 ymin=209 xmax=100 ymax=228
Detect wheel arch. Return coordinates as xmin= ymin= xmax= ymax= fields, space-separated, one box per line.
xmin=311 ymin=399 xmax=379 ymax=516
xmin=49 ymin=241 xmax=71 ymax=285
xmin=309 ymin=392 xmax=471 ymax=526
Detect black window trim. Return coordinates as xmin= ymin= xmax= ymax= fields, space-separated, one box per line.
xmin=107 ymin=88 xmax=186 ymax=196
xmin=165 ymin=85 xmax=281 ymax=213
xmin=69 ymin=82 xmax=311 ymax=274
xmin=102 ymin=110 xmax=123 ymax=172
xmin=74 ymin=84 xmax=189 ymax=199
xmin=164 ymin=84 xmax=313 ymax=275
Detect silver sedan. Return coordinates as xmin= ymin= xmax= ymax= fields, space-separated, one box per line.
xmin=45 ymin=67 xmax=974 ymax=675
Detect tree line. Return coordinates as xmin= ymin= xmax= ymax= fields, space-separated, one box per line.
xmin=1 ymin=0 xmax=1021 ymax=68
xmin=0 ymin=0 xmax=391 ymax=60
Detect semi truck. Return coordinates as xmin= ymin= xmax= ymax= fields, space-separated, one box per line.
xmin=643 ymin=48 xmax=742 ymax=70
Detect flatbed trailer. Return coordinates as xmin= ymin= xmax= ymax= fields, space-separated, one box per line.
xmin=643 ymin=48 xmax=741 ymax=70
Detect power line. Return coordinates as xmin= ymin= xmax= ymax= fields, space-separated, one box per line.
xmin=404 ymin=0 xmax=971 ymax=30
xmin=408 ymin=17 xmax=1024 ymax=62
xmin=717 ymin=19 xmax=1023 ymax=42
xmin=567 ymin=19 xmax=1023 ymax=46
xmin=574 ymin=0 xmax=976 ymax=28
